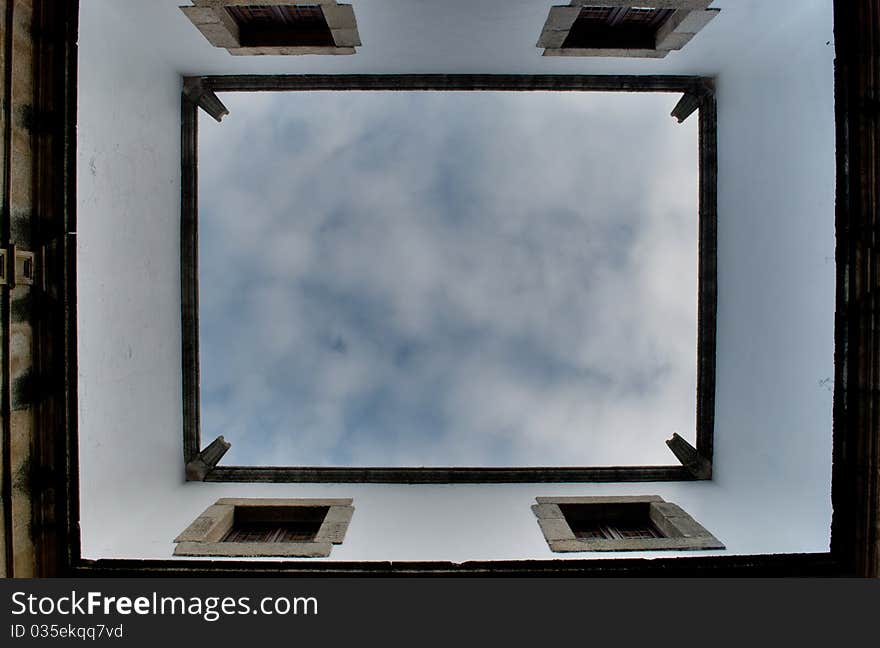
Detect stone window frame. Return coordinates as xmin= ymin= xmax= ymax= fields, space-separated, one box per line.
xmin=180 ymin=74 xmax=718 ymax=484
xmin=538 ymin=1 xmax=720 ymax=58
xmin=533 ymin=495 xmax=724 ymax=552
xmin=173 ymin=498 xmax=355 ymax=557
xmin=180 ymin=0 xmax=361 ymax=55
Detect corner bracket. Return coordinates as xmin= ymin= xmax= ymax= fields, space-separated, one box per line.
xmin=186 ymin=435 xmax=231 ymax=481
xmin=666 ymin=432 xmax=712 ymax=479
xmin=183 ymin=77 xmax=229 ymax=123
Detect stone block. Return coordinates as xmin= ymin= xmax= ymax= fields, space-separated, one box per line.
xmin=322 ymin=4 xmax=357 ymax=29
xmin=538 ymin=518 xmax=577 ymax=541
xmin=537 ymin=31 xmax=568 ymax=49
xmin=651 ymin=502 xmax=689 ymax=519
xmin=570 ymin=0 xmax=712 ymax=8
xmin=209 ymin=0 xmax=338 ymax=5
xmin=180 ymin=6 xmax=219 ymax=25
xmin=323 ymin=506 xmax=355 ymax=524
xmin=656 ymin=8 xmax=719 ymax=49
xmin=548 ymin=539 xmax=590 ymax=552
xmin=195 ymin=22 xmax=240 ymax=48
xmin=544 ymin=6 xmax=580 ymax=31
xmin=200 ymin=504 xmax=235 ymax=519
xmin=228 ymin=46 xmax=355 ymax=55
xmin=549 ymin=536 xmax=723 ymax=553
xmin=674 ymin=8 xmax=720 ymax=33
xmin=174 ymin=517 xmax=215 ymax=543
xmin=665 ymin=514 xmax=713 ymax=539
xmin=215 ymin=7 xmax=242 ymax=39
xmin=216 ymin=497 xmax=353 ymax=507
xmin=536 ymin=495 xmax=664 ymax=505
xmin=174 ymin=541 xmax=333 ymax=557
xmin=174 ymin=504 xmax=234 ymax=542
xmin=544 ymin=48 xmax=669 ymax=58
xmin=531 ymin=503 xmax=565 ymax=519
xmin=331 ymin=28 xmax=361 ymax=47
xmin=657 ymin=31 xmax=694 ymax=51
xmin=314 ymin=522 xmax=351 ymax=543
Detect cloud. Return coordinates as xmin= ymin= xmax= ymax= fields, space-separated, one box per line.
xmin=197 ymin=89 xmax=699 ymax=467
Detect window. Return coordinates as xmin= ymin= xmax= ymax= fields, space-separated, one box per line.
xmin=564 ymin=7 xmax=675 ymax=49
xmin=180 ymin=0 xmax=361 ymax=55
xmin=221 ymin=505 xmax=328 ymax=542
xmin=180 ymin=74 xmax=718 ymax=483
xmin=538 ymin=2 xmax=720 ymax=58
xmin=532 ymin=495 xmax=724 ymax=552
xmin=227 ymin=5 xmax=335 ymax=48
xmin=173 ymin=498 xmax=355 ymax=557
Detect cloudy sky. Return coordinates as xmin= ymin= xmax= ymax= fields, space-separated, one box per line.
xmin=197 ymin=90 xmax=699 ymax=467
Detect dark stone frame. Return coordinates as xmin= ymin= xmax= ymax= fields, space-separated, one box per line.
xmin=9 ymin=0 xmax=876 ymax=576
xmin=179 ymin=73 xmax=719 ymax=484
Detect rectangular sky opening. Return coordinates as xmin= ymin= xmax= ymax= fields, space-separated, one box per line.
xmin=196 ymin=89 xmax=700 ymax=468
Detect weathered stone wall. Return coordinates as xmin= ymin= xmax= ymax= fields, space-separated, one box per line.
xmin=1 ymin=0 xmax=76 ymax=578
xmin=1 ymin=0 xmax=37 ymax=579
xmin=831 ymin=0 xmax=880 ymax=578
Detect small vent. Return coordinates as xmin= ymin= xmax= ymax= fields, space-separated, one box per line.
xmin=221 ymin=505 xmax=329 ymax=543
xmin=223 ymin=522 xmax=321 ymax=543
xmin=578 ymin=6 xmax=616 ymax=21
xmin=571 ymin=522 xmax=662 ymax=540
xmin=226 ymin=4 xmax=335 ymax=47
xmin=562 ymin=6 xmax=675 ymax=49
xmin=227 ymin=5 xmax=325 ymax=26
xmin=624 ymin=7 xmax=672 ymax=25
xmin=558 ymin=502 xmax=667 ymax=541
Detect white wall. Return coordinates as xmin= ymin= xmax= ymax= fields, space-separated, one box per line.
xmin=77 ymin=0 xmax=835 ymax=561
xmin=77 ymin=0 xmax=185 ymax=554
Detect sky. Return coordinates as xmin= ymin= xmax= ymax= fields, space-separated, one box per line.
xmin=197 ymin=90 xmax=700 ymax=467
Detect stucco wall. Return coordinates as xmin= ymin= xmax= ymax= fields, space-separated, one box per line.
xmin=77 ymin=0 xmax=835 ymax=561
